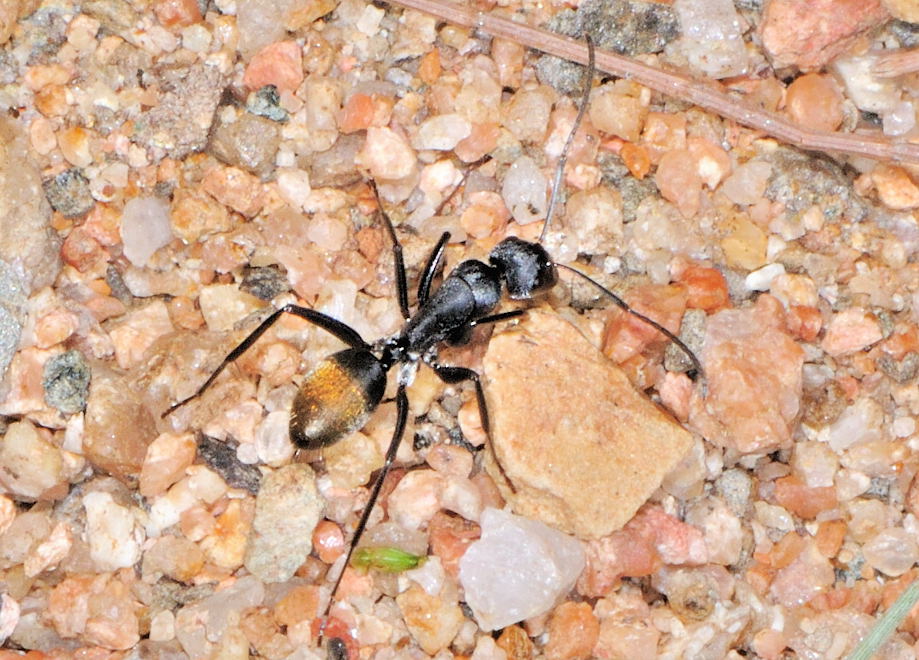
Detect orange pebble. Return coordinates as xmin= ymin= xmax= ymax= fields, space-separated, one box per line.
xmin=168 ymin=295 xmax=204 ymax=330
xmin=544 ymin=602 xmax=599 ymax=660
xmin=338 ymin=93 xmax=375 ymax=134
xmin=745 ymin=560 xmax=776 ymax=595
xmin=879 ymin=570 xmax=919 ymax=635
xmin=640 ymin=112 xmax=686 ymax=163
xmin=243 ymin=41 xmax=303 ymax=94
xmin=655 ymin=148 xmax=701 ymax=218
xmin=418 ymin=48 xmax=441 ymax=85
xmin=311 ymin=520 xmax=345 ymax=565
xmin=602 ymin=284 xmax=687 ymax=364
xmin=428 ymin=511 xmax=481 ymax=579
xmin=785 ymin=305 xmax=822 ymax=342
xmin=785 ymin=73 xmax=844 ymax=133
xmin=773 ymin=475 xmax=837 ymax=520
xmin=154 ymin=0 xmax=202 ymax=27
xmin=496 ymin=625 xmax=534 ymax=660
xmin=620 ymin=142 xmax=650 ymax=179
xmin=768 ymin=531 xmax=806 ymax=569
xmin=815 ymin=520 xmax=846 ymax=559
xmin=882 ymin=324 xmax=919 ymax=360
xmin=61 ymin=226 xmax=106 ymax=272
xmin=274 ymin=585 xmax=321 ymax=627
xmin=455 ymin=122 xmax=500 ymax=163
xmin=678 ymin=265 xmax=730 ymax=311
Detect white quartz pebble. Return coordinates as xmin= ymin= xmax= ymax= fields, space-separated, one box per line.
xmin=458 ymin=507 xmax=584 ymax=631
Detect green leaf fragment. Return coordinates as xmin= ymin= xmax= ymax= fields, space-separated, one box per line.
xmin=350 ymin=547 xmax=426 ymax=573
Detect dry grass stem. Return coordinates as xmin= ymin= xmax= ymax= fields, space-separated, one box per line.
xmin=390 ymin=0 xmax=919 ymax=167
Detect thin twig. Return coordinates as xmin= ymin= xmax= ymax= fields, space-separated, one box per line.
xmin=387 ymin=0 xmax=919 ymax=167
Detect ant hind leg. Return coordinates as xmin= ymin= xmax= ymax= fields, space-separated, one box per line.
xmin=318 ymin=385 xmax=409 ymax=646
xmin=162 ymin=304 xmax=370 ymax=418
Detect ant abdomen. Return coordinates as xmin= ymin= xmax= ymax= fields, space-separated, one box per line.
xmin=289 ymin=348 xmax=386 ymax=449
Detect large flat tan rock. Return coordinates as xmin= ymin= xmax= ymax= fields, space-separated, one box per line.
xmin=482 ymin=311 xmax=692 ymax=540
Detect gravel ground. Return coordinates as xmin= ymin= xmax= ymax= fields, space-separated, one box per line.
xmin=3 ymin=0 xmax=919 ymax=658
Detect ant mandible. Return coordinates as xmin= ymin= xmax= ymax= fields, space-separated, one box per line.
xmin=163 ymin=37 xmax=703 ymax=654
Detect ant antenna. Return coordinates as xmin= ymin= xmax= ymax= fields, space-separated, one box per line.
xmin=539 ymin=35 xmax=595 ymax=244
xmin=557 ymin=263 xmax=706 ymax=385
xmin=537 ymin=35 xmax=705 ymax=387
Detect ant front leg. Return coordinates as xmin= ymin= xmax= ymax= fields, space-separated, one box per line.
xmin=162 ymin=304 xmax=371 ymax=417
xmin=417 ymin=231 xmax=450 ymax=307
xmin=370 ymin=181 xmax=411 ymax=319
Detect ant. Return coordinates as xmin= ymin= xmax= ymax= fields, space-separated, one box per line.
xmin=163 ymin=37 xmax=702 ymax=656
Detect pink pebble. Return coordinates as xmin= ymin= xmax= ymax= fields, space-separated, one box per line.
xmin=243 ymin=41 xmax=303 ymax=93
xmin=821 ymin=307 xmax=883 ymax=357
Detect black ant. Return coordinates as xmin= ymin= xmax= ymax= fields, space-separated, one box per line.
xmin=163 ymin=37 xmax=702 ymax=655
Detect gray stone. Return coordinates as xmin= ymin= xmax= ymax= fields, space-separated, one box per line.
xmin=0 ymin=117 xmax=60 ymax=293
xmin=42 ymin=169 xmax=93 ymax=218
xmin=43 ymin=349 xmax=91 ymax=414
xmin=244 ymin=464 xmax=323 ymax=582
xmin=207 ymin=109 xmax=281 ymax=180
xmin=135 ymin=64 xmax=225 ymax=160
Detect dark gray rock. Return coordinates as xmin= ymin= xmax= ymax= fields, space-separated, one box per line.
xmin=43 ymin=349 xmax=91 ymax=414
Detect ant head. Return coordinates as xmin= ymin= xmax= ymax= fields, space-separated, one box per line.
xmin=489 ymin=236 xmax=557 ymax=300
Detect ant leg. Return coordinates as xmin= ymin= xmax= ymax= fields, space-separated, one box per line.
xmin=418 ymin=156 xmax=494 ymax=306
xmin=446 ymin=309 xmax=525 ymax=345
xmin=417 ymin=231 xmax=450 ymax=307
xmin=429 ymin=362 xmax=517 ymax=492
xmin=370 ymin=180 xmax=410 ymax=319
xmin=432 ymin=364 xmax=491 ymax=433
xmin=557 ymin=263 xmax=707 ymax=389
xmin=469 ymin=309 xmax=524 ymax=328
xmin=162 ymin=304 xmax=370 ymax=417
xmin=319 ymin=384 xmax=409 ymax=645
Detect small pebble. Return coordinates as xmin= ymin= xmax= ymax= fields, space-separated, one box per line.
xmin=83 ymin=490 xmax=143 ymax=571
xmin=821 ymin=307 xmax=883 ymax=357
xmin=244 ymin=464 xmax=323 ymax=582
xmin=120 ymin=196 xmax=173 ymax=267
xmin=139 ymin=432 xmax=197 ymax=497
xmin=247 ymin=84 xmax=289 ymax=122
xmin=137 ymin=63 xmax=225 ymax=159
xmin=689 ymin=295 xmax=804 ymax=455
xmin=43 ymin=169 xmax=94 ymax=218
xmin=745 ymin=262 xmax=786 ymax=292
xmin=396 ymin=583 xmax=465 ymax=654
xmin=0 ymin=420 xmax=74 ymax=500
xmin=459 ymin=507 xmax=585 ymax=631
xmin=42 ymin=349 xmax=90 ymax=413
xmin=83 ymin=368 xmax=157 ymax=482
xmin=674 ymin=0 xmax=749 ymax=78
xmin=720 ymin=160 xmax=772 ymax=206
xmin=502 ymin=155 xmax=547 ymax=225
xmin=196 ymin=434 xmax=262 ymax=493
xmin=414 ymin=113 xmax=472 ymax=151
xmin=544 ymin=601 xmax=599 ymax=660
xmin=243 ymin=41 xmax=303 ymax=93
xmin=208 ymin=110 xmax=281 ymax=179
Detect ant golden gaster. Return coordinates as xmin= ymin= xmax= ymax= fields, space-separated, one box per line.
xmin=163 ymin=38 xmax=702 ymax=655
